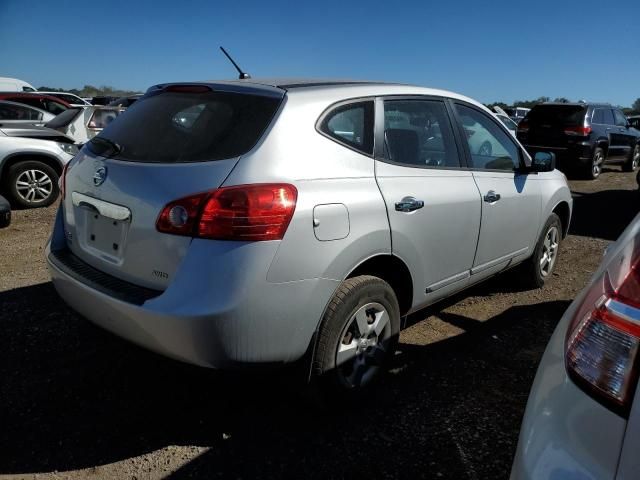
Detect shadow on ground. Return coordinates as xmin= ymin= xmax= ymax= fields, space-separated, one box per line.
xmin=570 ymin=188 xmax=638 ymax=240
xmin=0 ymin=280 xmax=569 ymax=480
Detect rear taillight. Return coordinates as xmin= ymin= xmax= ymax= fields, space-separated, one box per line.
xmin=59 ymin=162 xmax=70 ymax=199
xmin=517 ymin=121 xmax=529 ymax=134
xmin=565 ymin=238 xmax=640 ymax=415
xmin=564 ymin=125 xmax=592 ymax=136
xmin=156 ymin=184 xmax=297 ymax=241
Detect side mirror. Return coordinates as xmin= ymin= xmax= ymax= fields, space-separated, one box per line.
xmin=531 ymin=151 xmax=556 ymax=172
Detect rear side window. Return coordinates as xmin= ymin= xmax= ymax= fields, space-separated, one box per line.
xmin=0 ymin=102 xmax=42 ymax=120
xmin=527 ymin=105 xmax=587 ymax=126
xmin=319 ymin=101 xmax=374 ymax=155
xmin=592 ymin=109 xmax=604 ymax=124
xmin=88 ymin=91 xmax=282 ymax=163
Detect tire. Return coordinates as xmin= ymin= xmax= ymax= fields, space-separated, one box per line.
xmin=522 ymin=213 xmax=562 ymax=289
xmin=586 ymin=147 xmax=604 ymax=179
xmin=623 ymin=144 xmax=640 ymax=172
xmin=5 ymin=160 xmax=60 ymax=208
xmin=312 ymin=275 xmax=400 ymax=395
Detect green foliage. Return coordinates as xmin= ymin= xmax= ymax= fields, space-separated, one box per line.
xmin=632 ymin=98 xmax=640 ymax=114
xmin=37 ymin=85 xmax=142 ymax=97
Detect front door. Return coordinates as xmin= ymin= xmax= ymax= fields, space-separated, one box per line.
xmin=610 ymin=109 xmax=634 ymax=160
xmin=452 ymin=102 xmax=541 ymax=277
xmin=374 ymin=97 xmax=481 ymax=307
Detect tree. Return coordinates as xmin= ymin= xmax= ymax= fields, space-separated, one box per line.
xmin=553 ymin=97 xmax=570 ymax=103
xmin=633 ymin=98 xmax=640 ymax=113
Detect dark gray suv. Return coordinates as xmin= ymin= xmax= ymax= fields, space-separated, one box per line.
xmin=517 ymin=103 xmax=640 ymax=179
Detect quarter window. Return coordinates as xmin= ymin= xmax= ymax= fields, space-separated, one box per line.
xmin=320 ymin=101 xmax=374 ymax=155
xmin=614 ymin=110 xmax=628 ymax=127
xmin=383 ymin=100 xmax=460 ymax=168
xmin=455 ymin=104 xmax=520 ymax=171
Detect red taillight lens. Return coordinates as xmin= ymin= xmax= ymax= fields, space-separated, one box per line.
xmin=156 ymin=184 xmax=297 ymax=241
xmin=564 ymin=125 xmax=592 ymax=136
xmin=59 ymin=162 xmax=70 ymax=199
xmin=565 ymin=237 xmax=640 ymax=414
xmin=517 ymin=121 xmax=529 ymax=133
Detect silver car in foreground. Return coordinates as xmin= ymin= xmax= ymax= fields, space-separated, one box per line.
xmin=47 ymin=79 xmax=572 ymax=392
xmin=512 ymin=213 xmax=640 ymax=479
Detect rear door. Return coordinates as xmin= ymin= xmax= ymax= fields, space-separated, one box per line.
xmin=374 ymin=96 xmax=481 ymax=305
xmin=452 ymin=102 xmax=541 ymax=276
xmin=62 ymin=85 xmax=284 ymax=290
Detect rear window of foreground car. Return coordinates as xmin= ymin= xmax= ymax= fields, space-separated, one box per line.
xmin=87 ymin=91 xmax=282 ymax=163
xmin=526 ymin=105 xmax=587 ymax=126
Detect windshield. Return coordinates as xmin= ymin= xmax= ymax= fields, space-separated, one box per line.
xmin=88 ymin=90 xmax=282 ymax=163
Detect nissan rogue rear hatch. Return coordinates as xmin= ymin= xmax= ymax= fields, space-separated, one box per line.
xmin=61 ymin=84 xmax=284 ymax=291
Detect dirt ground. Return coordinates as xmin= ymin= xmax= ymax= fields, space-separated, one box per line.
xmin=0 ymin=166 xmax=638 ymax=480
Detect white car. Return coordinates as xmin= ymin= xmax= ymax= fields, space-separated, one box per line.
xmin=512 ymin=213 xmax=640 ymax=479
xmin=0 ymin=100 xmax=55 ymax=127
xmin=45 ymin=106 xmax=125 ymax=144
xmin=0 ymin=77 xmax=36 ymax=92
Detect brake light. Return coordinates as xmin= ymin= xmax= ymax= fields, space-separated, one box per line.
xmin=59 ymin=162 xmax=70 ymax=199
xmin=164 ymin=85 xmax=212 ymax=93
xmin=565 ymin=236 xmax=640 ymax=415
xmin=564 ymin=125 xmax=592 ymax=136
xmin=156 ymin=184 xmax=297 ymax=241
xmin=517 ymin=121 xmax=529 ymax=134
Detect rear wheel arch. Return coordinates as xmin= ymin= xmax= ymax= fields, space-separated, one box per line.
xmin=345 ymin=254 xmax=413 ymax=316
xmin=595 ymin=139 xmax=609 ymax=157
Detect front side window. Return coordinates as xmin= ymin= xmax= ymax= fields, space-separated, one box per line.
xmin=383 ymin=99 xmax=460 ymax=168
xmin=455 ymin=104 xmax=520 ymax=171
xmin=319 ymin=101 xmax=374 ymax=155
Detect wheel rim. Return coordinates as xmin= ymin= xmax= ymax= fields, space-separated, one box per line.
xmin=335 ymin=302 xmax=391 ymax=388
xmin=539 ymin=226 xmax=559 ymax=277
xmin=479 ymin=142 xmax=492 ymax=156
xmin=633 ymin=147 xmax=640 ymax=169
xmin=15 ymin=169 xmax=53 ymax=204
xmin=592 ymin=151 xmax=604 ymax=177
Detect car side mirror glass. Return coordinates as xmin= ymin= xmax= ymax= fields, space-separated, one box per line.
xmin=532 ymin=151 xmax=556 ymax=172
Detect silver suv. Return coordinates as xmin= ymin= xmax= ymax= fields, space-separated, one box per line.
xmin=47 ymin=79 xmax=572 ymax=392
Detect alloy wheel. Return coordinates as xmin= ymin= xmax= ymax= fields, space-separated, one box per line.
xmin=15 ymin=169 xmax=53 ymax=204
xmin=335 ymin=302 xmax=391 ymax=388
xmin=592 ymin=151 xmax=604 ymax=177
xmin=539 ymin=226 xmax=559 ymax=277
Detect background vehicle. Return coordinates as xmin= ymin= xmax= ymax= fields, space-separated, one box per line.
xmin=496 ymin=113 xmax=517 ymax=134
xmin=37 ymin=91 xmax=91 ymax=107
xmin=107 ymin=94 xmax=143 ymax=108
xmin=0 ymin=77 xmax=36 ymax=92
xmin=0 ymin=194 xmax=10 ymax=228
xmin=505 ymin=106 xmax=530 ymax=124
xmin=0 ymin=93 xmax=70 ymax=116
xmin=47 ymin=80 xmax=571 ymax=394
xmin=0 ymin=125 xmax=76 ymax=208
xmin=517 ymin=102 xmax=640 ymax=179
xmin=511 ymin=213 xmax=640 ymax=480
xmin=45 ymin=106 xmax=125 ymax=144
xmin=0 ymin=100 xmax=54 ymax=127
xmin=629 ymin=115 xmax=640 ymax=130
xmin=90 ymin=96 xmax=117 ymax=106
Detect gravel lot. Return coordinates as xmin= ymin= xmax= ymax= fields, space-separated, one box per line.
xmin=0 ymin=166 xmax=638 ymax=480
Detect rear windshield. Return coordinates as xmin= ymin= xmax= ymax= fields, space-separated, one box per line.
xmin=526 ymin=105 xmax=587 ymax=126
xmin=87 ymin=90 xmax=282 ymax=163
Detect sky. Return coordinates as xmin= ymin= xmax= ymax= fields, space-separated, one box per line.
xmin=1 ymin=0 xmax=638 ymax=106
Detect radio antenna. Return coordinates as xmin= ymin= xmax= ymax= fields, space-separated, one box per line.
xmin=219 ymin=46 xmax=251 ymax=80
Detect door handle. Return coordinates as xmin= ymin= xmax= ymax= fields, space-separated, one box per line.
xmin=395 ymin=197 xmax=424 ymax=212
xmin=484 ymin=190 xmax=501 ymax=203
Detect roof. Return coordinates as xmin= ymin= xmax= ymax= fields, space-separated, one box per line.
xmin=202 ymin=77 xmax=403 ymax=90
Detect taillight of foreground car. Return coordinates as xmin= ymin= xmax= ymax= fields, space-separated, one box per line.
xmin=156 ymin=184 xmax=298 ymax=241
xmin=59 ymin=161 xmax=71 ymax=199
xmin=565 ymin=235 xmax=640 ymax=416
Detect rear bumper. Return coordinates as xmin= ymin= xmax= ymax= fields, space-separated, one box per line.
xmin=47 ymin=208 xmax=339 ymax=368
xmin=510 ymin=300 xmax=626 ymax=480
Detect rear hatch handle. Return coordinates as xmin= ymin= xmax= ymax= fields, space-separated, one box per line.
xmin=71 ymin=192 xmax=131 ymax=221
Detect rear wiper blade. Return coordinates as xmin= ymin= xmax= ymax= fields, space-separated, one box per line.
xmin=88 ymin=137 xmax=122 ymax=158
